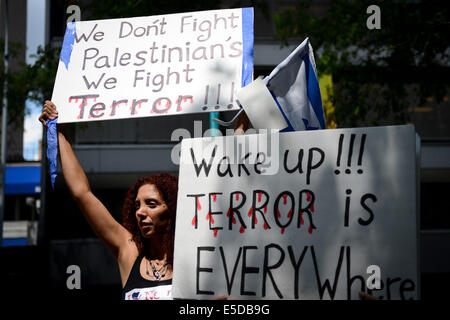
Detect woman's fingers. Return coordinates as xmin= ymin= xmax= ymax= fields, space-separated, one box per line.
xmin=39 ymin=101 xmax=59 ymax=127
xmin=38 ymin=113 xmax=47 ymax=127
xmin=44 ymin=101 xmax=58 ymax=118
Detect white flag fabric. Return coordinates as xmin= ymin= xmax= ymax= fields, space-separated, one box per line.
xmin=264 ymin=37 xmax=326 ymax=131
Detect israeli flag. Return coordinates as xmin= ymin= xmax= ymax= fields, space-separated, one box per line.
xmin=264 ymin=37 xmax=326 ymax=131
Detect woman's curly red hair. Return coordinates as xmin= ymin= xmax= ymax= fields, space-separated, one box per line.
xmin=121 ymin=173 xmax=178 ymax=260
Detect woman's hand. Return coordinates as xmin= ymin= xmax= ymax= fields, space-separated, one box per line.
xmin=38 ymin=100 xmax=59 ymax=127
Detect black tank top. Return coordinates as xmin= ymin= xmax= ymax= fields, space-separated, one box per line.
xmin=122 ymin=254 xmax=173 ymax=300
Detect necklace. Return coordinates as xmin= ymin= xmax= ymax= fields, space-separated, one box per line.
xmin=145 ymin=258 xmax=168 ymax=281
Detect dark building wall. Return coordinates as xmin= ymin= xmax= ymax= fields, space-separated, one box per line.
xmin=0 ymin=0 xmax=27 ymax=161
xmin=0 ymin=0 xmax=27 ymax=70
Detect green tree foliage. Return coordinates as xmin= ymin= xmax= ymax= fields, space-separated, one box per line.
xmin=25 ymin=45 xmax=61 ymax=105
xmin=273 ymin=0 xmax=450 ymax=127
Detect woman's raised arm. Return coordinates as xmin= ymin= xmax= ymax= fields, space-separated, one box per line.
xmin=39 ymin=101 xmax=132 ymax=259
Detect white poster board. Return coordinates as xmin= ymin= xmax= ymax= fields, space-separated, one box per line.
xmin=51 ymin=8 xmax=253 ymax=123
xmin=173 ymin=125 xmax=419 ymax=300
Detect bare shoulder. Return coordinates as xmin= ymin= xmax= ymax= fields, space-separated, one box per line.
xmin=117 ymin=235 xmax=140 ymax=286
xmin=118 ymin=235 xmax=139 ymax=266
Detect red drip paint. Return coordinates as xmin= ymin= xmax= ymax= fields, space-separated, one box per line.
xmin=206 ymin=212 xmax=214 ymax=224
xmin=191 ymin=216 xmax=196 ymax=226
xmin=287 ymin=209 xmax=293 ymax=218
xmin=248 ymin=205 xmax=257 ymax=225
xmin=227 ymin=208 xmax=236 ymax=224
xmin=277 ymin=209 xmax=281 ymax=218
xmin=282 ymin=194 xmax=288 ymax=205
xmin=311 ymin=203 xmax=315 ymax=212
xmin=197 ymin=198 xmax=201 ymax=211
xmin=248 ymin=207 xmax=258 ymax=224
xmin=213 ymin=229 xmax=219 ymax=238
xmin=264 ymin=206 xmax=267 ymax=214
xmin=281 ymin=228 xmax=285 ymax=235
xmin=263 ymin=222 xmax=269 ymax=230
xmin=308 ymin=226 xmax=313 ymax=234
xmin=212 ymin=194 xmax=217 ymax=202
xmin=76 ymin=97 xmax=97 ymax=120
xmin=300 ymin=212 xmax=304 ymax=225
xmin=239 ymin=225 xmax=245 ymax=233
xmin=236 ymin=194 xmax=240 ymax=201
xmin=258 ymin=192 xmax=262 ymax=202
xmin=306 ymin=192 xmax=312 ymax=202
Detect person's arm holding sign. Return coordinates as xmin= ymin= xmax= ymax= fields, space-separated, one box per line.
xmin=39 ymin=101 xmax=135 ymax=269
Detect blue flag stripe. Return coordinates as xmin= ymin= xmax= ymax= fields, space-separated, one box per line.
xmin=303 ymin=54 xmax=326 ymax=129
xmin=241 ymin=7 xmax=254 ymax=87
xmin=60 ymin=22 xmax=76 ymax=70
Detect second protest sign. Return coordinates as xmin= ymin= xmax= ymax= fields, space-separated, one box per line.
xmin=173 ymin=125 xmax=419 ymax=300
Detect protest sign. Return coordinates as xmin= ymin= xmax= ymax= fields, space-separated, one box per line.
xmin=173 ymin=125 xmax=419 ymax=300
xmin=51 ymin=8 xmax=253 ymax=123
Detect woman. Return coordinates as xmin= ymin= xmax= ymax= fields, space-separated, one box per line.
xmin=40 ymin=101 xmax=180 ymax=300
xmin=40 ymin=101 xmax=249 ymax=300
